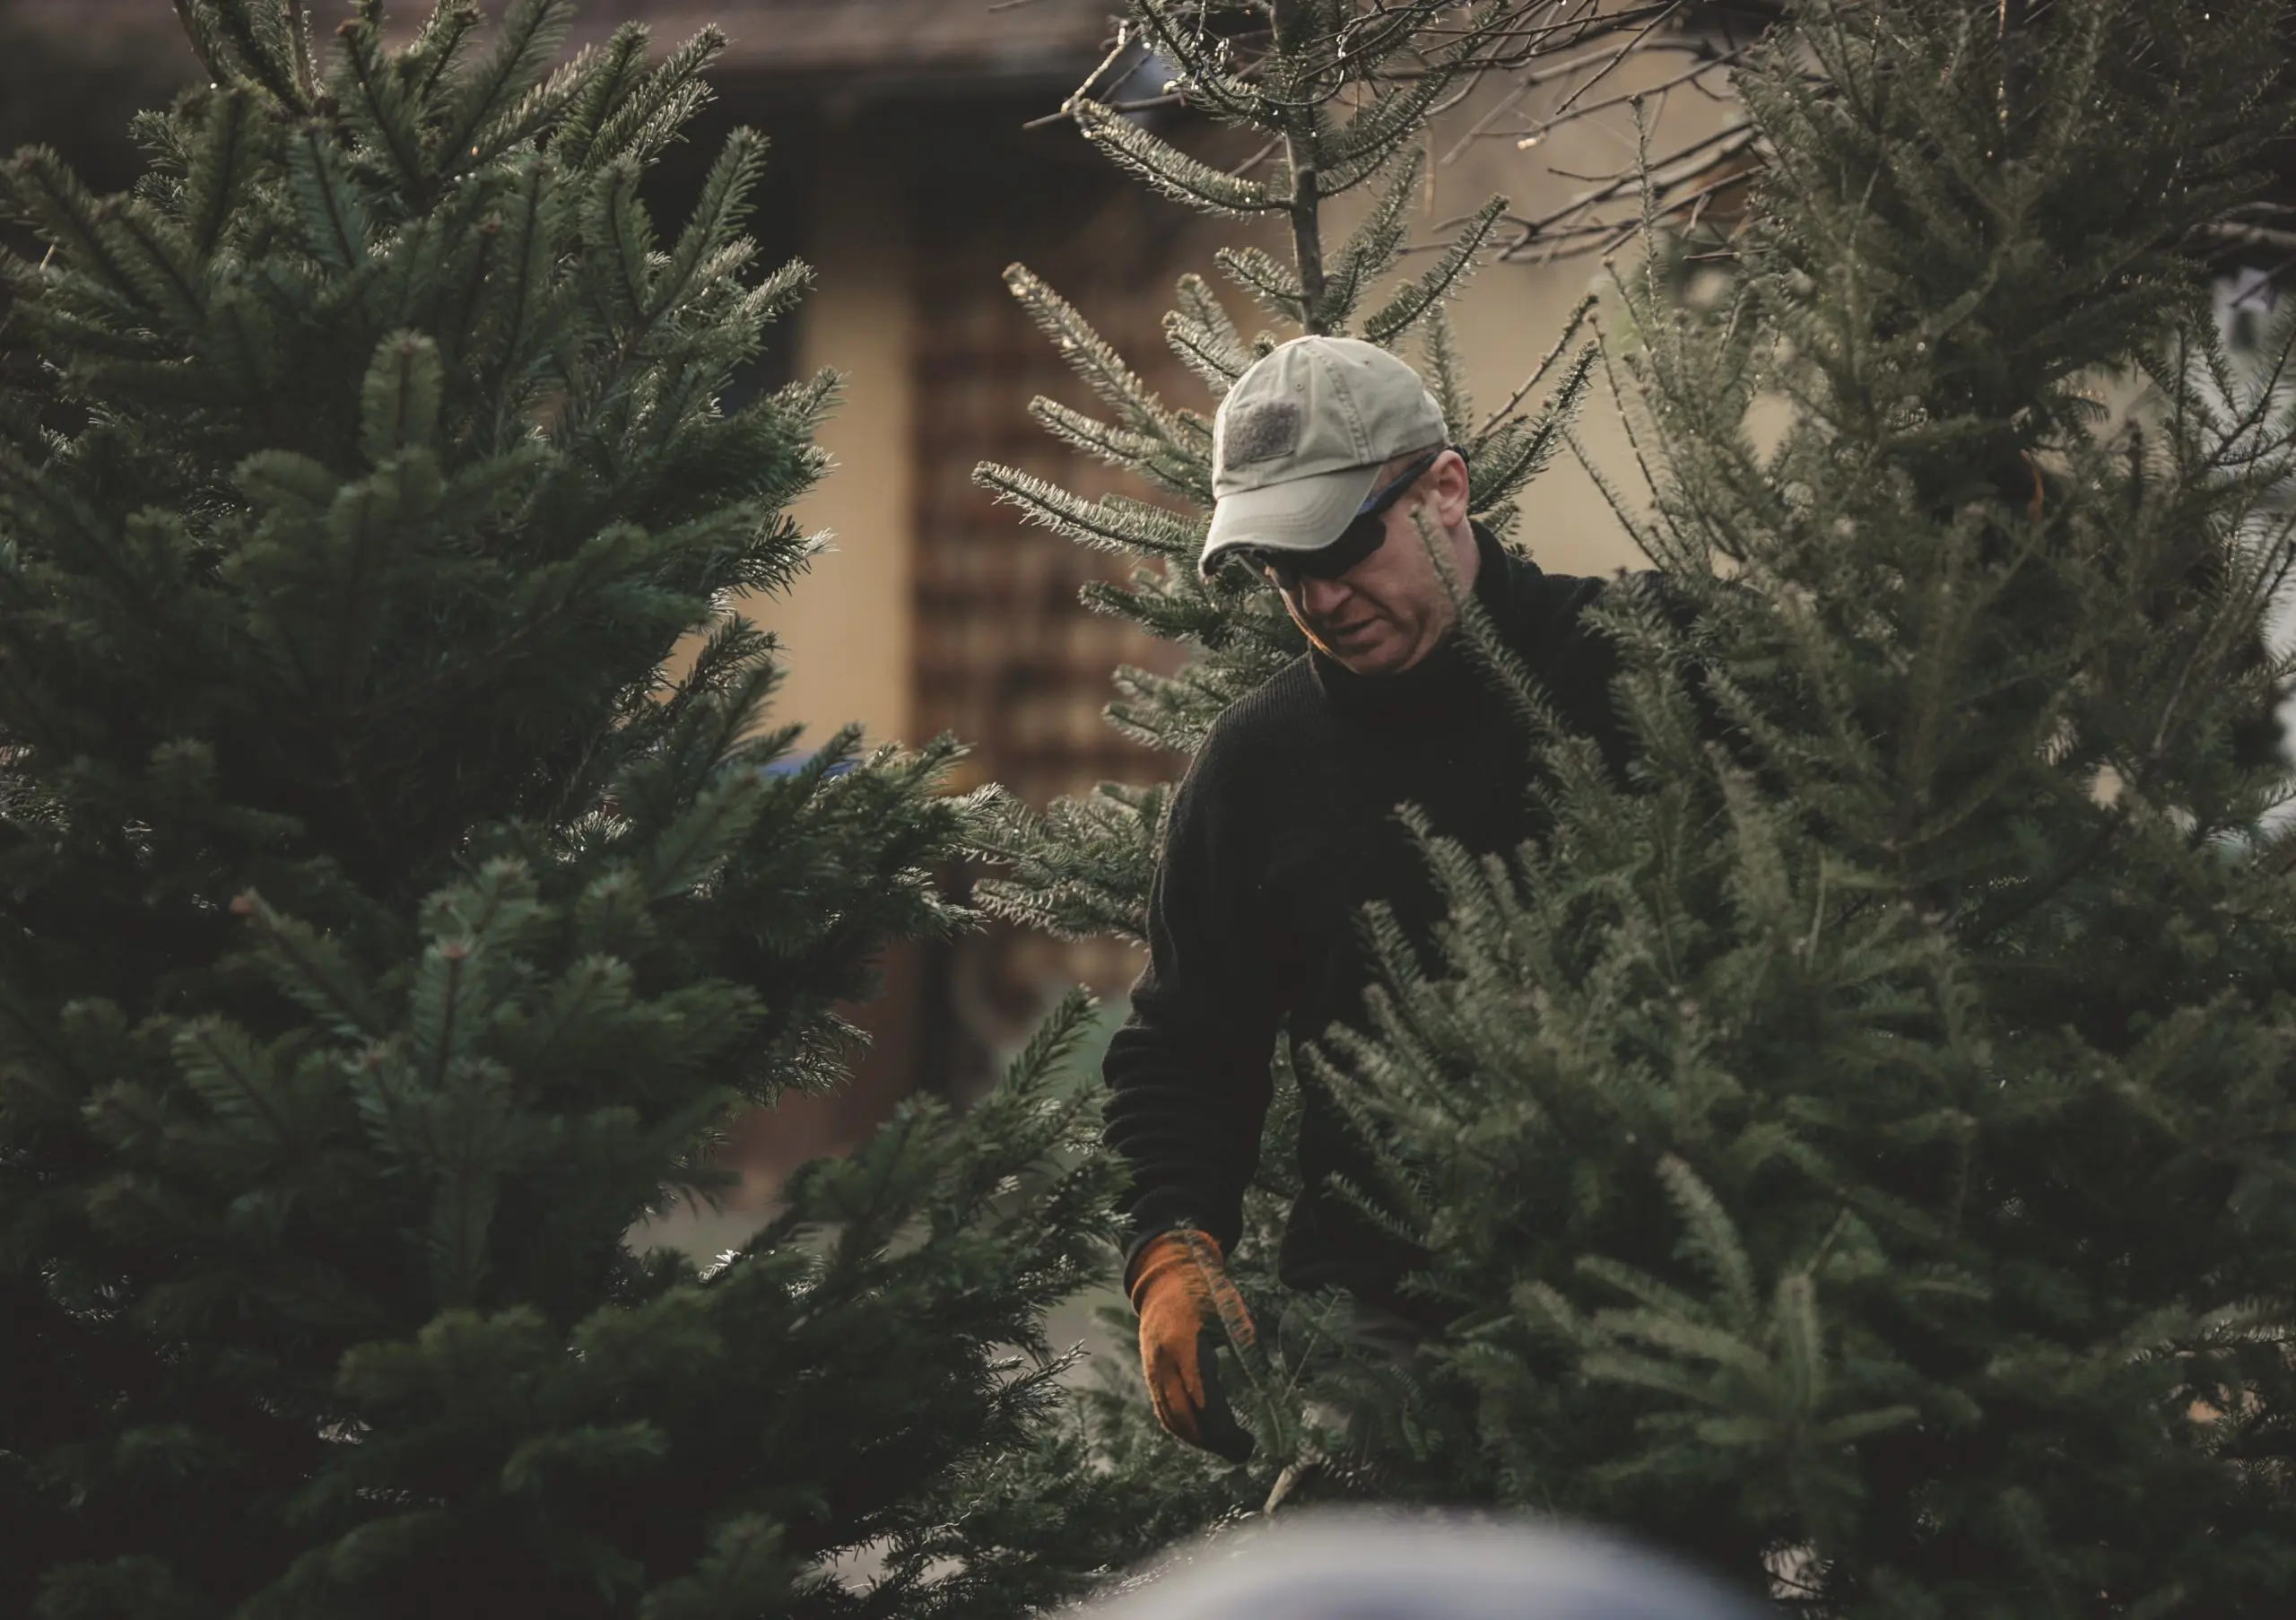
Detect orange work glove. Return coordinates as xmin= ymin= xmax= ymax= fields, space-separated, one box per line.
xmin=1127 ymin=1228 xmax=1257 ymax=1462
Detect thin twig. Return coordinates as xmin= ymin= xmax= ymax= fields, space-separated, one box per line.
xmin=1511 ymin=45 xmax=1747 ymax=146
xmin=1229 ymin=135 xmax=1285 ymax=180
xmin=1475 ymin=292 xmax=1599 ymax=439
xmin=1547 ymin=0 xmax=1683 ymax=121
xmin=1506 ymin=36 xmax=1718 ymax=96
xmin=1498 ymin=124 xmax=1759 ymax=260
xmin=1022 ymin=93 xmax=1187 ymax=132
xmin=1440 ymin=71 xmax=1538 ymax=166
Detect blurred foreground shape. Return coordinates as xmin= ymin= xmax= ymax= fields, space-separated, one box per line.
xmin=1069 ymin=1511 xmax=1770 ymax=1620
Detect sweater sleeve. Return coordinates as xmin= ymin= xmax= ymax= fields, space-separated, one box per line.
xmin=1101 ymin=734 xmax=1286 ymax=1261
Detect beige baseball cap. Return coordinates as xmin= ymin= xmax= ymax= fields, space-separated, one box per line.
xmin=1200 ymin=335 xmax=1448 ymax=579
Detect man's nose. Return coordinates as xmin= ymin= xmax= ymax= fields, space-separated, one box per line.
xmin=1296 ymin=574 xmax=1353 ymax=616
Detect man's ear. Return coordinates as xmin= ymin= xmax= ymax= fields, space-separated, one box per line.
xmin=1431 ymin=448 xmax=1472 ymax=526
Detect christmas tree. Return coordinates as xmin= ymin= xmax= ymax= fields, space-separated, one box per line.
xmin=975 ymin=0 xmax=2296 ymax=1607
xmin=1315 ymin=0 xmax=2296 ymax=1607
xmin=0 ymin=4 xmax=1119 ymax=1615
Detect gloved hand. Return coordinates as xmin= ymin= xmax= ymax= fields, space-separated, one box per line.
xmin=1127 ymin=1228 xmax=1257 ymax=1462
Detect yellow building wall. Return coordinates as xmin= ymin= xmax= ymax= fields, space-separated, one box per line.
xmin=749 ymin=136 xmax=917 ymax=754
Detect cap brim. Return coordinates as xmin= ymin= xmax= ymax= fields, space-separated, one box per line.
xmin=1199 ymin=462 xmax=1384 ymax=579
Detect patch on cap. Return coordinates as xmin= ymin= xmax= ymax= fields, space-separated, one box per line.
xmin=1222 ymin=400 xmax=1300 ymax=467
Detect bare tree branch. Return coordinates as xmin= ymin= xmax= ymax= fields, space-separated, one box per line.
xmin=1499 ymin=124 xmax=1760 ymax=263
xmin=1034 ymin=2 xmax=1787 ymax=263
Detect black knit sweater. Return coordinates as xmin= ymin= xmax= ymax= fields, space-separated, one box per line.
xmin=1104 ymin=522 xmax=1648 ymax=1308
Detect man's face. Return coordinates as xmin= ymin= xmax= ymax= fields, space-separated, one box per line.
xmin=1269 ymin=449 xmax=1477 ymax=677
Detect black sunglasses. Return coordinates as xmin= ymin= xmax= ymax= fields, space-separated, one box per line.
xmin=1242 ymin=447 xmax=1447 ymax=591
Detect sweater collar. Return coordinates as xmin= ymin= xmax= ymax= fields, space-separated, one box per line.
xmin=1309 ymin=521 xmax=1529 ymax=725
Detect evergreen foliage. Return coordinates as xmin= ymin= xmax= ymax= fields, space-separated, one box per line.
xmin=1311 ymin=1 xmax=2296 ymax=1607
xmin=980 ymin=0 xmax=2296 ymax=1609
xmin=0 ymin=4 xmax=1118 ymax=1615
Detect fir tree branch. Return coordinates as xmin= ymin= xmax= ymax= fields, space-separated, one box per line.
xmin=282 ymin=0 xmax=317 ymax=105
xmin=580 ymin=156 xmax=654 ymax=335
xmin=550 ymin=23 xmax=649 ymax=172
xmin=1474 ymin=291 xmax=1597 ymax=440
xmin=2 ymin=148 xmax=154 ymax=317
xmin=973 ymin=465 xmax=1204 ymax=561
xmin=1164 ymin=307 xmax=1253 ymax=389
xmin=1466 ymin=344 xmax=1597 ymax=509
xmin=1963 ymin=804 xmax=2129 ymax=945
xmin=435 ymin=0 xmax=575 ymax=179
xmin=479 ymin=153 xmax=557 ymax=399
xmin=1215 ymin=245 xmax=1309 ymax=327
xmin=211 ymin=0 xmax=309 ymax=112
xmin=183 ymin=86 xmax=258 ymax=260
xmin=233 ymin=888 xmax=393 ymax=1041
xmin=1361 ymin=194 xmax=1506 ymax=345
xmin=1320 ymin=150 xmax=1422 ymax=331
xmin=359 ymin=331 xmax=444 ymax=466
xmin=1420 ymin=302 xmax=1474 ymax=431
xmin=582 ymin=26 xmax=726 ymax=173
xmin=336 ymin=11 xmax=428 ymax=196
xmin=1163 ymin=271 xmax=1253 ymax=388
xmin=424 ymin=1059 xmax=509 ymax=1307
xmin=286 ymin=123 xmax=370 ymax=272
xmin=171 ymin=0 xmax=239 ymax=91
xmin=1070 ymin=99 xmax=1279 ymax=219
xmin=1028 ymin=397 xmax=1212 ymax=504
xmin=1321 ymin=75 xmax=1450 ymax=195
xmin=404 ymin=0 xmax=483 ymax=107
xmin=467 ymin=39 xmax=599 ymax=170
xmin=1003 ymin=263 xmax=1175 ymax=437
xmin=1126 ymin=3 xmax=1268 ymax=122
xmin=172 ymin=1015 xmax=299 ymax=1147
xmin=1657 ymin=1154 xmax=1761 ymax=1327
xmin=104 ymin=203 xmax=206 ymax=332
xmin=653 ymin=127 xmax=764 ymax=325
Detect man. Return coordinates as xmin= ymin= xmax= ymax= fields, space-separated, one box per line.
xmin=1106 ymin=335 xmax=1648 ymax=1461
